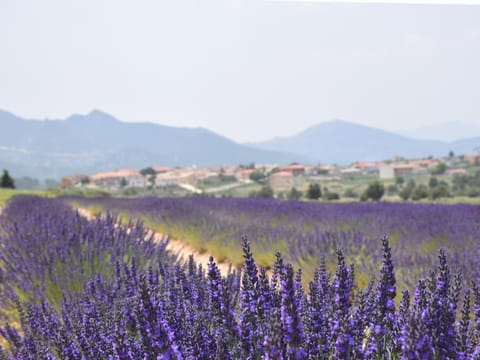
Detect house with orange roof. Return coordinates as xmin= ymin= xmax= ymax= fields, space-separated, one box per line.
xmin=269 ymin=171 xmax=295 ymax=188
xmin=379 ymin=164 xmax=415 ymax=179
xmin=281 ymin=164 xmax=305 ymax=176
xmin=353 ymin=162 xmax=376 ymax=169
xmin=235 ymin=169 xmax=255 ymax=182
xmin=89 ymin=169 xmax=146 ymax=188
xmin=446 ymin=168 xmax=467 ymax=176
xmin=60 ymin=174 xmax=88 ymax=188
xmin=464 ymin=154 xmax=480 ymax=165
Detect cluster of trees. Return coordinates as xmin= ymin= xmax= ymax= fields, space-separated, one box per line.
xmin=382 ymin=176 xmax=452 ymax=201
xmin=451 ymin=171 xmax=480 ymax=197
xmin=0 ymin=169 xmax=15 ymax=189
xmin=283 ymin=183 xmax=339 ymax=201
xmin=349 ymin=176 xmax=454 ymax=203
xmin=396 ymin=177 xmax=451 ymax=201
xmin=248 ymin=183 xmax=341 ymax=201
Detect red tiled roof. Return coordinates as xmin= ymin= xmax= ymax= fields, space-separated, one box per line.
xmin=271 ymin=171 xmax=294 ymax=178
xmin=282 ymin=164 xmax=305 ymax=171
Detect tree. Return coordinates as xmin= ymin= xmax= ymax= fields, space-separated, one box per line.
xmin=411 ymin=185 xmax=429 ymax=201
xmin=363 ymin=181 xmax=385 ymax=201
xmin=431 ymin=162 xmax=447 ymax=175
xmin=395 ymin=176 xmax=404 ymax=186
xmin=399 ymin=179 xmax=416 ymax=200
xmin=399 ymin=186 xmax=412 ymax=201
xmin=140 ymin=167 xmax=156 ymax=176
xmin=430 ymin=185 xmax=450 ymax=200
xmin=429 ymin=177 xmax=439 ymax=189
xmin=256 ymin=185 xmax=274 ymax=198
xmin=0 ymin=169 xmax=15 ymax=189
xmin=343 ymin=188 xmax=357 ymax=198
xmin=306 ymin=183 xmax=322 ymax=200
xmin=249 ymin=172 xmax=266 ymax=183
xmin=120 ymin=177 xmax=128 ymax=188
xmin=323 ymin=191 xmax=339 ymax=201
xmin=287 ymin=187 xmax=302 ymax=200
xmin=387 ymin=184 xmax=398 ymax=195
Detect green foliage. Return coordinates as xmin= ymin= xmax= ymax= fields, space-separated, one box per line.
xmin=287 ymin=187 xmax=302 ymax=200
xmin=268 ymin=167 xmax=281 ymax=176
xmin=306 ymin=183 xmax=321 ymax=200
xmin=219 ymin=174 xmax=237 ymax=183
xmin=323 ymin=191 xmax=339 ymax=201
xmin=452 ymin=172 xmax=480 ymax=196
xmin=120 ymin=177 xmax=128 ymax=187
xmin=362 ymin=181 xmax=384 ymax=201
xmin=343 ymin=188 xmax=357 ymax=198
xmin=430 ymin=185 xmax=450 ymax=200
xmin=411 ymin=184 xmax=429 ymax=201
xmin=399 ymin=180 xmax=416 ymax=200
xmin=387 ymin=184 xmax=398 ymax=195
xmin=0 ymin=169 xmax=15 ymax=189
xmin=429 ymin=176 xmax=439 ymax=188
xmin=467 ymin=188 xmax=480 ymax=197
xmin=240 ymin=162 xmax=255 ymax=170
xmin=395 ymin=176 xmax=404 ymax=186
xmin=249 ymin=185 xmax=274 ymax=198
xmin=249 ymin=171 xmax=267 ymax=183
xmin=431 ymin=162 xmax=447 ymax=175
xmin=140 ymin=167 xmax=156 ymax=176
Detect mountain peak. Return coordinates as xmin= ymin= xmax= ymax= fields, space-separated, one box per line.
xmin=86 ymin=109 xmax=119 ymax=121
xmin=66 ymin=109 xmax=120 ymax=124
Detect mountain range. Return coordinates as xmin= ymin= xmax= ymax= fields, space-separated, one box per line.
xmin=1 ymin=109 xmax=480 ymax=179
xmin=0 ymin=109 xmax=304 ymax=179
xmin=249 ymin=120 xmax=480 ymax=165
xmin=398 ymin=122 xmax=480 ymax=142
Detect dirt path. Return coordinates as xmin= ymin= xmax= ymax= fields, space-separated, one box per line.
xmin=76 ymin=208 xmax=234 ymax=276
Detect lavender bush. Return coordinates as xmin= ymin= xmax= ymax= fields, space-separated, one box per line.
xmin=0 ymin=195 xmax=174 ymax=319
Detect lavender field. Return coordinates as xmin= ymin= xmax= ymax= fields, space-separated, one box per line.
xmin=72 ymin=196 xmax=480 ymax=289
xmin=0 ymin=195 xmax=479 ymax=358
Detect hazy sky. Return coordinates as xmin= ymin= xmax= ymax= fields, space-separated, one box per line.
xmin=1 ymin=1 xmax=479 ymax=142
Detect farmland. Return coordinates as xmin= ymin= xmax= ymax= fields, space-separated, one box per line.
xmin=70 ymin=196 xmax=480 ymax=289
xmin=0 ymin=195 xmax=479 ymax=357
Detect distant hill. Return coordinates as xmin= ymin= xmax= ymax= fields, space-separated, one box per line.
xmin=0 ymin=109 xmax=306 ymax=179
xmin=398 ymin=122 xmax=480 ymax=142
xmin=249 ymin=119 xmax=480 ymax=164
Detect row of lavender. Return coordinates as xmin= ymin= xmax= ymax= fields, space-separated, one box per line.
xmin=0 ymin=196 xmax=479 ymax=357
xmin=0 ymin=196 xmax=174 ymax=318
xmin=70 ymin=196 xmax=480 ymax=288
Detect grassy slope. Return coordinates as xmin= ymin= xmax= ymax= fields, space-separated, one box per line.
xmin=0 ymin=189 xmax=58 ymax=206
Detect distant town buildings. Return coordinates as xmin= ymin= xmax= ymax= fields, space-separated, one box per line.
xmin=59 ymin=152 xmax=477 ymax=193
xmin=281 ymin=164 xmax=305 ymax=176
xmin=269 ymin=171 xmax=295 ymax=188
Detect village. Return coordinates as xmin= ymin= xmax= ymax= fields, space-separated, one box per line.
xmin=59 ymin=152 xmax=480 ymax=200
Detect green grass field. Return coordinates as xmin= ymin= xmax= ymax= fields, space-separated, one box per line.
xmin=0 ymin=188 xmax=58 ymax=206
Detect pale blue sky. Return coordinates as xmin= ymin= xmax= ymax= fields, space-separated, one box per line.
xmin=1 ymin=0 xmax=479 ymax=142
